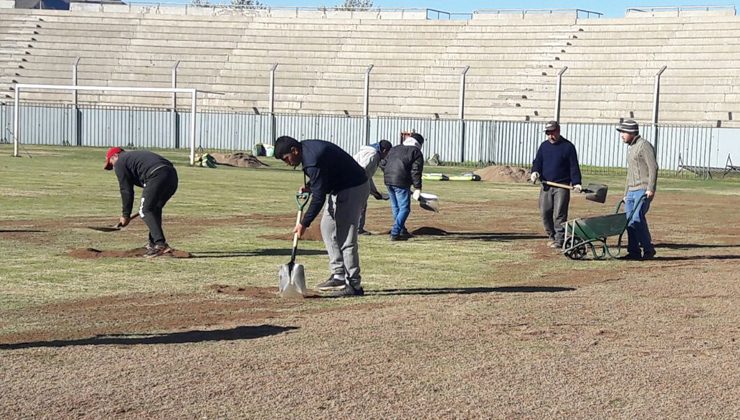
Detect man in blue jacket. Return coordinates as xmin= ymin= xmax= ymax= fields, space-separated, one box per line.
xmin=274 ymin=136 xmax=369 ymax=297
xmin=530 ymin=121 xmax=582 ymax=248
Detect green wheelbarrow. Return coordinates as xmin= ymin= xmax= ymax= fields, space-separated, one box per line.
xmin=562 ymin=195 xmax=647 ymax=260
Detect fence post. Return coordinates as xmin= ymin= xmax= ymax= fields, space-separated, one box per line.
xmin=171 ymin=60 xmax=180 ymax=149
xmin=554 ymin=66 xmax=568 ymax=121
xmin=72 ymin=57 xmax=80 ymax=146
xmin=269 ymin=63 xmax=278 ymax=143
xmin=459 ymin=65 xmax=470 ymax=162
xmin=652 ymin=65 xmax=667 ymax=157
xmin=189 ymin=89 xmax=197 ymax=165
xmin=13 ymin=84 xmax=19 ymax=157
xmin=363 ymin=64 xmax=374 ymax=145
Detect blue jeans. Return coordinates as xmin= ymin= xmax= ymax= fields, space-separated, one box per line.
xmin=387 ymin=185 xmax=411 ymax=236
xmin=624 ymin=189 xmax=654 ymax=257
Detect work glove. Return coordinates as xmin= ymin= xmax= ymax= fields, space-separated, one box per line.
xmin=573 ymin=184 xmax=583 ymax=193
xmin=412 ymin=189 xmax=422 ymax=201
xmin=530 ymin=172 xmax=540 ymax=184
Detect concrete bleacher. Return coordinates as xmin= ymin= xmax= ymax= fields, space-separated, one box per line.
xmin=1 ymin=7 xmax=740 ymax=127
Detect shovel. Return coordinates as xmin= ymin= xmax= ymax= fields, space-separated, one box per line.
xmin=278 ymin=192 xmax=311 ymax=298
xmin=418 ymin=192 xmax=440 ymax=213
xmin=88 ymin=214 xmax=140 ymax=232
xmin=542 ymin=181 xmax=608 ymax=204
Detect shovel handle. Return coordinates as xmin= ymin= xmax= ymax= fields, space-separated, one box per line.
xmin=542 ymin=181 xmax=575 ymax=190
xmin=290 ymin=192 xmax=310 ymax=265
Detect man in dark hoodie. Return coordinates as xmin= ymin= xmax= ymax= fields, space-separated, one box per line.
xmin=381 ymin=132 xmax=425 ymax=241
xmin=274 ymin=136 xmax=369 ymax=297
xmin=104 ymin=147 xmax=179 ymax=257
xmin=530 ymin=121 xmax=582 ymax=249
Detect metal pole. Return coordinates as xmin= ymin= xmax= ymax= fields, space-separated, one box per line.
xmin=554 ymin=66 xmax=568 ymax=121
xmin=459 ymin=66 xmax=470 ymax=162
xmin=189 ymin=90 xmax=197 ymax=165
xmin=653 ymin=65 xmax=667 ymax=157
xmin=172 ymin=60 xmax=180 ymax=149
xmin=13 ymin=84 xmax=19 ymax=157
xmin=269 ymin=63 xmax=278 ymax=143
xmin=72 ymin=57 xmax=80 ymax=146
xmin=363 ymin=64 xmax=374 ymax=145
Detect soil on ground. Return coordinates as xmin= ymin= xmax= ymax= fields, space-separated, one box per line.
xmin=475 ymin=165 xmax=530 ymax=182
xmin=67 ymin=247 xmax=193 ymax=259
xmin=211 ymin=152 xmax=268 ymax=168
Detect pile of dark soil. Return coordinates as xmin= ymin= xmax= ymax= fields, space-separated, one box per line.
xmin=211 ymin=152 xmax=268 ymax=168
xmin=474 ymin=165 xmax=530 ymax=182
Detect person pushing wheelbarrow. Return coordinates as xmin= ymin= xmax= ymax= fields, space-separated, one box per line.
xmin=274 ymin=136 xmax=369 ymax=297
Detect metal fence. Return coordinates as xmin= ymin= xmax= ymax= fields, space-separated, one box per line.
xmin=1 ymin=103 xmax=718 ymax=175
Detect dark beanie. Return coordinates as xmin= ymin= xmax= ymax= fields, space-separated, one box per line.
xmin=409 ymin=133 xmax=425 ymax=144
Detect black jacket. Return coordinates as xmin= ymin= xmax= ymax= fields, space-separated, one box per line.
xmin=114 ymin=151 xmax=174 ymax=217
xmin=382 ymin=144 xmax=424 ymax=189
xmin=301 ymin=140 xmax=368 ymax=227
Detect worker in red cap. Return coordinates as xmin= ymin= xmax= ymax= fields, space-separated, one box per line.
xmin=104 ymin=147 xmax=179 ymax=257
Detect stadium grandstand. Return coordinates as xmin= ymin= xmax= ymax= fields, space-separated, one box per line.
xmin=1 ymin=2 xmax=738 ymax=169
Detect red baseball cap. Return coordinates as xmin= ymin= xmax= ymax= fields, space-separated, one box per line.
xmin=104 ymin=147 xmax=123 ymax=170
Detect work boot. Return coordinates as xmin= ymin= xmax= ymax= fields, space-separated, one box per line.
xmin=400 ymin=228 xmax=413 ymax=239
xmin=642 ymin=250 xmax=656 ymax=260
xmin=144 ymin=243 xmax=173 ymax=258
xmin=326 ymin=283 xmax=364 ymax=297
xmin=619 ymin=253 xmax=642 ymax=261
xmin=390 ymin=234 xmax=408 ymax=241
xmin=316 ymin=276 xmax=346 ymax=291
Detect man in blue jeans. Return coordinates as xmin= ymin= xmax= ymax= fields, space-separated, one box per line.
xmin=381 ymin=133 xmax=424 ymax=241
xmin=617 ymin=119 xmax=658 ymax=260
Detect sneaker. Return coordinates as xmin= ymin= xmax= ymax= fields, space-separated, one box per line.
xmin=316 ymin=276 xmax=347 ymax=291
xmin=619 ymin=253 xmax=642 ymax=261
xmin=144 ymin=243 xmax=173 ymax=258
xmin=358 ymin=229 xmax=372 ymax=236
xmin=326 ymin=284 xmax=364 ymax=297
xmin=145 ymin=243 xmax=155 ymax=252
xmin=642 ymin=250 xmax=656 ymax=260
xmin=390 ymin=234 xmax=408 ymax=241
xmin=548 ymin=241 xmax=562 ymax=248
xmin=400 ymin=229 xmax=414 ymax=239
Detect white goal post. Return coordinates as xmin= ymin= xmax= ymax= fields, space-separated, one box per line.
xmin=13 ymin=84 xmax=199 ymax=165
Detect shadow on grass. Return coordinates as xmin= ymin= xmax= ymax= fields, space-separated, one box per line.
xmin=0 ymin=229 xmax=47 ymax=233
xmin=371 ymin=286 xmax=575 ymax=296
xmin=444 ymin=232 xmax=546 ymax=242
xmin=0 ymin=325 xmax=298 ymax=350
xmin=649 ymin=255 xmax=740 ymax=261
xmin=655 ymin=243 xmax=740 ymax=250
xmin=191 ymin=249 xmax=326 ymax=259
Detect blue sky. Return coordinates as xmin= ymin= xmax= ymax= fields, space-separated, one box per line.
xmin=215 ymin=1 xmax=738 ymax=18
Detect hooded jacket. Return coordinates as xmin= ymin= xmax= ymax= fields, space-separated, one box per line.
xmin=381 ymin=138 xmax=424 ymax=189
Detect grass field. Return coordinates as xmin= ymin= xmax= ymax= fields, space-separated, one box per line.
xmin=1 ymin=145 xmax=739 ymax=418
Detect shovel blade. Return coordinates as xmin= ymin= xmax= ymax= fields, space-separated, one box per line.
xmin=278 ymin=263 xmax=307 ymax=298
xmin=87 ymin=226 xmax=121 ymax=232
xmin=583 ymin=183 xmax=608 ymax=204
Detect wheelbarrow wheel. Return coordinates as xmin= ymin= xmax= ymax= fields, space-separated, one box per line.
xmin=564 ymin=239 xmax=588 ymax=260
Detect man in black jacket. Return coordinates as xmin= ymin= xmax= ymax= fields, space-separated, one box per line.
xmin=274 ymin=136 xmax=369 ymax=297
xmin=104 ymin=147 xmax=179 ymax=258
xmin=381 ymin=132 xmax=424 ymax=241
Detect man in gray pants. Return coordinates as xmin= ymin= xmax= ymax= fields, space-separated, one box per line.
xmin=530 ymin=121 xmax=583 ymax=248
xmin=274 ymin=136 xmax=369 ymax=297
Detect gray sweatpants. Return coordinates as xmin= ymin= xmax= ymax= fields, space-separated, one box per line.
xmin=539 ymin=187 xmax=571 ymax=244
xmin=320 ymin=181 xmax=370 ymax=287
